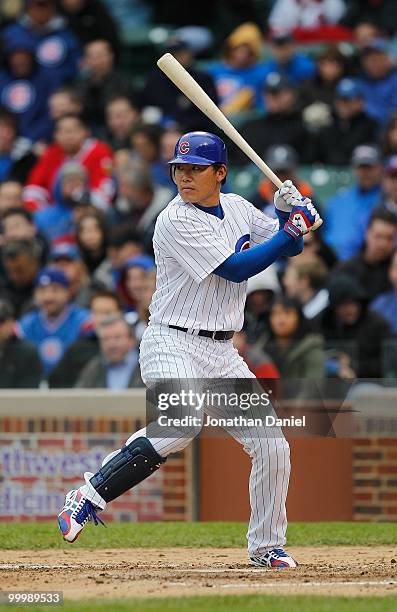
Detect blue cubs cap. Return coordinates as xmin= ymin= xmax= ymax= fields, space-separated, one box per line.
xmin=336 ymin=78 xmax=362 ymax=99
xmin=35 ymin=267 xmax=70 ymax=289
xmin=49 ymin=244 xmax=80 ymax=261
xmin=124 ymin=255 xmax=155 ymax=271
xmin=168 ymin=131 xmax=228 ymax=166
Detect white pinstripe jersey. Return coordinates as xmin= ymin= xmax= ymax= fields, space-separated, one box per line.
xmin=149 ymin=192 xmax=279 ymax=331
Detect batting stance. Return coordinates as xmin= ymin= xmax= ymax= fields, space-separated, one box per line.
xmin=58 ymin=132 xmax=321 ymax=568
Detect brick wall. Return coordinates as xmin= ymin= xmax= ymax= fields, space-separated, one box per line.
xmin=353 ymin=438 xmax=397 ymax=521
xmin=0 ymin=416 xmax=193 ymax=522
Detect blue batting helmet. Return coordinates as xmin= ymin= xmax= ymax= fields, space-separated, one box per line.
xmin=168 ymin=131 xmax=228 ymax=166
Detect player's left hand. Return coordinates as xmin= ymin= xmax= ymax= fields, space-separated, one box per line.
xmin=284 ymin=197 xmax=322 ymax=236
xmin=274 ymin=180 xmax=302 ymax=213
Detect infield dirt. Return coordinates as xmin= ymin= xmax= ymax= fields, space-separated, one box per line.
xmin=1 ymin=546 xmax=397 ymax=600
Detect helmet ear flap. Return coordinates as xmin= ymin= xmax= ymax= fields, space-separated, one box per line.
xmin=169 ymin=165 xmax=177 ymax=185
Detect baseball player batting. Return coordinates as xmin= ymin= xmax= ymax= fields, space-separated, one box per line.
xmin=58 ymin=131 xmax=321 ymax=569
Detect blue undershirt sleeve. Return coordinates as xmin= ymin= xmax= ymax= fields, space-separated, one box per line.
xmin=214 ymin=226 xmax=303 ymax=283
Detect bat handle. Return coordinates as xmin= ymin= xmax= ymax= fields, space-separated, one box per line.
xmin=311 ymin=218 xmax=323 ymax=232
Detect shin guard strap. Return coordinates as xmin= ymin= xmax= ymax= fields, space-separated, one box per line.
xmin=90 ymin=437 xmax=166 ymax=502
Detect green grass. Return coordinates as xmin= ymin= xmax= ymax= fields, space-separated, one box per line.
xmin=0 ymin=521 xmax=396 ymax=550
xmin=0 ymin=596 xmax=396 ymax=612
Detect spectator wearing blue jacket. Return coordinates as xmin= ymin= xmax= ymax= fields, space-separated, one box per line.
xmin=324 ymin=144 xmax=383 ymax=260
xmin=358 ymin=38 xmax=397 ymax=125
xmin=17 ymin=267 xmax=91 ymax=377
xmin=370 ymin=250 xmax=397 ymax=333
xmin=0 ymin=33 xmax=53 ymax=142
xmin=3 ymin=0 xmax=81 ymax=90
xmin=262 ymin=32 xmax=316 ymax=88
xmin=34 ymin=160 xmax=90 ymax=246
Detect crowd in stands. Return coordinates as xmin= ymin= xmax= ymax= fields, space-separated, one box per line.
xmin=0 ymin=0 xmax=397 ymax=390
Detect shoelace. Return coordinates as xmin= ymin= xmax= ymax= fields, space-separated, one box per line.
xmin=75 ymin=499 xmax=106 ymax=528
xmin=269 ymin=548 xmax=288 ymax=558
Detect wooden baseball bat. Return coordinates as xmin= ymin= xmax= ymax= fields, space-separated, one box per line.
xmin=157 ymin=52 xmax=323 ymax=231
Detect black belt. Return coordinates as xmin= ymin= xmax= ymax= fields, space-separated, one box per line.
xmin=169 ymin=325 xmax=234 ymax=341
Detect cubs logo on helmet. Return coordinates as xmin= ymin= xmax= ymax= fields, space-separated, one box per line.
xmin=179 ymin=141 xmax=189 ymax=155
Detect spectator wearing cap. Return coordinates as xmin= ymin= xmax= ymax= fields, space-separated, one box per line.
xmin=24 ymin=114 xmax=114 ymax=212
xmin=243 ymin=264 xmax=280 ymax=346
xmin=336 ymin=208 xmax=397 ymax=301
xmin=76 ymin=39 xmax=133 ymax=132
xmin=324 ymin=144 xmax=383 ymax=260
xmin=59 ymin=0 xmax=120 ymax=59
xmin=312 ymin=78 xmax=378 ymax=165
xmin=282 ymin=256 xmax=330 ymax=322
xmin=251 ymin=144 xmax=315 ymax=217
xmin=207 ymin=22 xmax=267 ymax=115
xmin=0 ymin=30 xmax=54 ymax=142
xmin=16 ymin=267 xmax=90 ymax=377
xmin=0 ymin=108 xmax=37 ymax=183
xmin=49 ymin=288 xmax=122 ymax=387
xmin=378 ymin=155 xmax=397 ymax=220
xmin=34 ymin=161 xmax=90 ymax=246
xmin=0 ymin=298 xmax=42 ymax=388
xmin=237 ymin=76 xmax=310 ymax=165
xmin=48 ymin=244 xmax=95 ymax=308
xmin=262 ymin=32 xmax=316 ymax=88
xmin=142 ymin=37 xmax=218 ymax=131
xmin=370 ymin=250 xmax=397 ymax=334
xmin=113 ymin=164 xmax=172 ymax=250
xmin=1 ymin=239 xmax=43 ymax=316
xmin=76 ymin=314 xmax=142 ymax=389
xmin=117 ymin=254 xmax=155 ymax=313
xmin=3 ymin=0 xmax=80 ymax=90
xmin=93 ymin=226 xmax=144 ymax=290
xmin=358 ymin=39 xmax=397 ymax=125
xmin=319 ymin=273 xmax=393 ymax=378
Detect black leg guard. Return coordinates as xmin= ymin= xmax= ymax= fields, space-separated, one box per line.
xmin=90 ymin=437 xmax=166 ymax=502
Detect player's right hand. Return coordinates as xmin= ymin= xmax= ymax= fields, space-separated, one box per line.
xmin=274 ymin=179 xmax=302 ymax=213
xmin=284 ymin=198 xmax=322 ymax=237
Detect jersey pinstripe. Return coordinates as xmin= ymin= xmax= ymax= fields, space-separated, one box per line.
xmin=149 ymin=192 xmax=278 ymax=331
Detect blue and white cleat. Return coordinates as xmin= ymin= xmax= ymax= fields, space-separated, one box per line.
xmin=250 ymin=548 xmax=297 ymax=568
xmin=57 ymin=489 xmax=106 ymax=543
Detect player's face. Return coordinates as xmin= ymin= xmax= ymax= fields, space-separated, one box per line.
xmin=173 ymin=164 xmax=226 ymax=206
